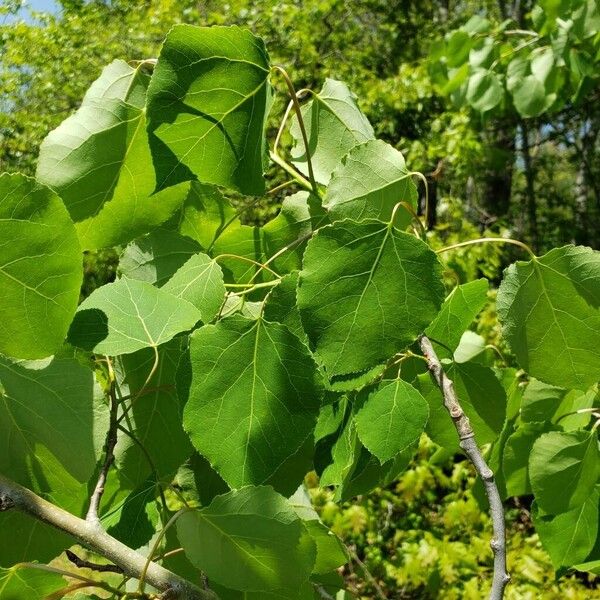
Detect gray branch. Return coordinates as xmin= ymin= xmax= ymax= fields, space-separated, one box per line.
xmin=86 ymin=387 xmax=119 ymax=525
xmin=419 ymin=335 xmax=510 ymax=600
xmin=0 ymin=474 xmax=216 ymax=600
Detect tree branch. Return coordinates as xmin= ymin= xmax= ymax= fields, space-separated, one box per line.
xmin=65 ymin=549 xmax=123 ymax=574
xmin=0 ymin=474 xmax=216 ymax=600
xmin=419 ymin=335 xmax=510 ymax=600
xmin=86 ymin=363 xmax=119 ymax=526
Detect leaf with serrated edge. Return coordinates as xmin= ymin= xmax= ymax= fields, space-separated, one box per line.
xmin=176 ymin=486 xmax=316 ymax=592
xmin=0 ymin=348 xmax=107 ymax=510
xmin=117 ymin=339 xmax=193 ymax=487
xmin=101 ymin=478 xmax=161 ymax=549
xmin=0 ymin=513 xmax=72 ymax=568
xmin=354 ymin=378 xmax=428 ymax=463
xmin=288 ymin=486 xmax=347 ymax=574
xmin=173 ymin=187 xmax=326 ymax=283
xmin=0 ymin=173 xmax=82 ymax=360
xmin=68 ymin=277 xmax=201 ymax=355
xmin=163 ymin=253 xmax=225 ymax=322
xmin=119 ymin=229 xmax=201 ymax=286
xmin=0 ymin=566 xmax=66 ymax=600
xmin=324 ymin=139 xmax=417 ymax=227
xmin=503 ymin=422 xmax=554 ymax=497
xmin=425 ymin=278 xmax=488 ymax=359
xmin=184 ymin=316 xmax=322 ymax=488
xmin=37 ymin=60 xmax=189 ymax=250
xmin=497 ymin=245 xmax=600 ymax=389
xmin=533 ymin=487 xmax=599 ymax=569
xmin=298 ymin=219 xmax=444 ymax=377
xmin=263 ymin=272 xmax=306 ymax=343
xmin=146 ymin=25 xmax=271 ymax=194
xmin=290 ymin=78 xmax=374 ymax=185
xmin=530 ymin=430 xmax=600 ymax=514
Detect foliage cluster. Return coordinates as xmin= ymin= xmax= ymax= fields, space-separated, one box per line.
xmin=0 ymin=2 xmax=599 ymax=600
xmin=314 ymin=440 xmax=600 ymax=599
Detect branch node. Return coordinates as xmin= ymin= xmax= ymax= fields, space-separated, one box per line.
xmin=159 ymin=588 xmax=179 ymax=600
xmin=0 ymin=474 xmax=212 ymax=599
xmin=86 ymin=368 xmax=119 ymax=525
xmin=449 ymin=404 xmax=463 ymax=418
xmin=419 ymin=335 xmax=509 ymax=600
xmin=481 ymin=467 xmax=494 ymax=481
xmin=65 ymin=549 xmax=124 ymax=574
xmin=0 ymin=493 xmax=15 ymax=511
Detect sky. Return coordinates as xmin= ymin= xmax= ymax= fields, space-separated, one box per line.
xmin=26 ymin=0 xmax=58 ymax=10
xmin=2 ymin=0 xmax=59 ymax=23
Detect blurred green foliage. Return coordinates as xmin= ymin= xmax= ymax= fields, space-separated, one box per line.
xmin=311 ymin=438 xmax=600 ymax=599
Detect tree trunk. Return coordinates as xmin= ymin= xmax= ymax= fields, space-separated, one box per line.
xmin=520 ymin=120 xmax=539 ymax=252
xmin=480 ymin=120 xmax=516 ymax=222
xmin=574 ymin=165 xmax=589 ymax=245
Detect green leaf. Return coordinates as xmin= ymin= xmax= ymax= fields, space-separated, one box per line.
xmin=530 ymin=430 xmax=600 ymax=514
xmin=450 ymin=363 xmax=506 ymax=441
xmin=36 ymin=61 xmax=189 ymax=250
xmin=506 ymin=55 xmax=528 ymax=92
xmin=119 ymin=229 xmax=201 ymax=286
xmin=117 ymin=339 xmax=193 ymax=486
xmin=419 ymin=362 xmax=506 ymax=452
xmin=503 ymin=422 xmax=554 ymax=496
xmin=354 ymin=379 xmax=428 ymax=463
xmin=0 ymin=348 xmax=107 ymax=510
xmin=298 ymin=220 xmax=444 ymax=377
xmin=102 ymin=479 xmax=161 ymax=549
xmin=315 ymin=398 xmax=349 ymax=443
xmin=337 ymin=442 xmax=416 ymax=501
xmin=425 ymin=279 xmax=489 ymax=359
xmin=533 ymin=487 xmax=599 ymax=569
xmin=184 ymin=316 xmax=322 ymax=489
xmin=0 ymin=513 xmax=72 ymax=567
xmin=445 ymin=30 xmax=472 ymax=67
xmin=0 ymin=566 xmax=65 ymax=600
xmin=210 ymin=583 xmax=314 ymax=600
xmin=453 ymin=331 xmax=487 ymax=364
xmin=531 ymin=46 xmax=555 ymax=85
xmin=290 ymin=78 xmax=374 ymax=185
xmin=288 ymin=487 xmax=347 ymax=574
xmin=497 ymin=246 xmax=600 ymax=389
xmin=146 ymin=25 xmax=271 ymax=195
xmin=469 ymin=39 xmax=495 ymax=69
xmin=324 ymin=140 xmax=418 ymax=226
xmin=176 ymin=486 xmax=316 ymax=592
xmin=83 ymin=57 xmax=149 ymax=107
xmin=466 ymin=69 xmax=503 ymax=112
xmin=173 ymin=186 xmax=326 ymax=282
xmin=174 ymin=453 xmax=229 ymax=507
xmin=441 ymin=64 xmax=469 ymax=95
xmin=325 ymin=364 xmax=387 ymax=393
xmin=263 ymin=272 xmax=307 ymax=343
xmin=512 ymin=74 xmax=552 ymax=117
xmin=462 ymin=15 xmax=492 ymax=34
xmin=573 ymin=560 xmax=600 ymax=575
xmin=162 ymin=253 xmax=225 ymax=322
xmin=68 ymin=277 xmax=201 ymax=356
xmin=0 ymin=173 xmax=82 ymax=360
xmin=171 ymin=182 xmax=237 ymax=250
xmin=553 ymin=387 xmax=600 ymax=431
xmin=520 ymin=379 xmax=567 ymax=423
xmin=318 ymin=405 xmax=359 ymax=487
xmin=258 ymin=191 xmax=328 ymax=278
